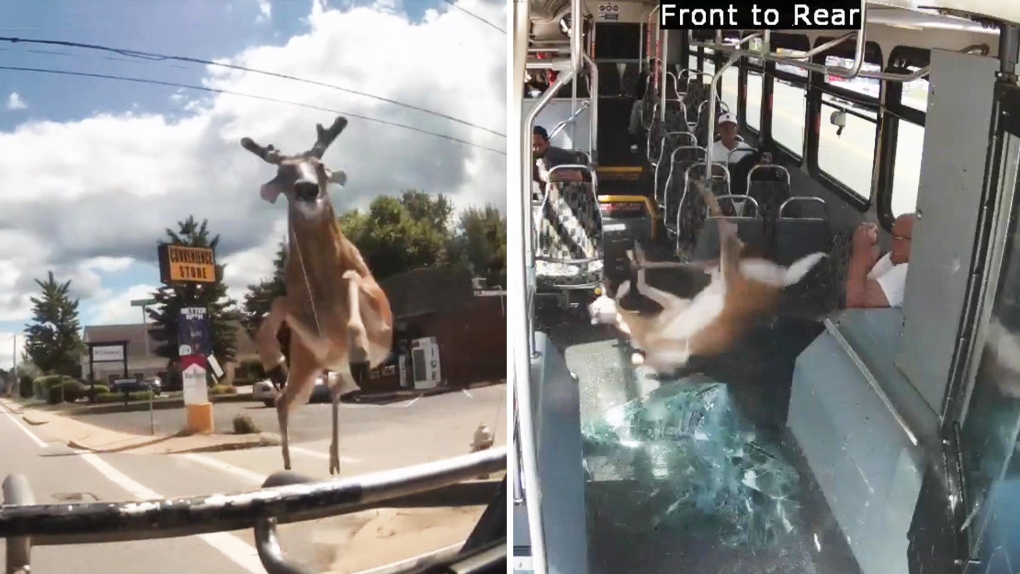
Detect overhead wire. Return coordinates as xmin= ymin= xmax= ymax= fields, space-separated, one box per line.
xmin=440 ymin=0 xmax=506 ymax=34
xmin=0 ymin=36 xmax=506 ymax=138
xmin=0 ymin=65 xmax=507 ymax=155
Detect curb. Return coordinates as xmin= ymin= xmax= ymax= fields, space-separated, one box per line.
xmin=67 ymin=432 xmax=282 ymax=455
xmin=344 ymin=380 xmax=505 ymax=405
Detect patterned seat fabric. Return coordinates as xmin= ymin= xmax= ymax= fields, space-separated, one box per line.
xmin=662 ymin=151 xmax=707 ymax=236
xmin=654 ymin=133 xmax=698 ymax=204
xmin=534 ymin=182 xmax=604 ymax=288
xmin=676 ymin=166 xmax=730 ymax=256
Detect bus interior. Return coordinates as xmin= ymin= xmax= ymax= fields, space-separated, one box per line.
xmin=513 ymin=0 xmax=1020 ymax=573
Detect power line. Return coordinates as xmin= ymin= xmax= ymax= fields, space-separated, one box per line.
xmin=440 ymin=0 xmax=506 ymax=34
xmin=0 ymin=65 xmax=507 ymax=155
xmin=0 ymin=36 xmax=506 ymax=138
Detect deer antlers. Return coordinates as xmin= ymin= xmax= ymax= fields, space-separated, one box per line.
xmin=240 ymin=116 xmax=349 ymax=164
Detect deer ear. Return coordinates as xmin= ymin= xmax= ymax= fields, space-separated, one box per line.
xmin=260 ymin=182 xmax=282 ymax=204
xmin=328 ymin=169 xmax=347 ymax=188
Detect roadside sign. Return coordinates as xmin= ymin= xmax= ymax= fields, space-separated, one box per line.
xmin=130 ymin=298 xmax=157 ymax=307
xmin=178 ymin=307 xmax=211 ymax=358
xmin=181 ymin=355 xmax=208 ymax=405
xmin=158 ymin=244 xmax=217 ymax=284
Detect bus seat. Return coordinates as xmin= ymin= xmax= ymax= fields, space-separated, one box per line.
xmin=646 ymin=100 xmax=686 ymax=166
xmin=692 ymin=215 xmax=767 ymax=261
xmin=534 ymin=180 xmax=605 ymax=289
xmin=654 ymin=132 xmax=698 ymax=205
xmin=661 ymin=146 xmax=707 ymax=237
xmin=746 ymin=165 xmax=793 ymax=221
xmin=675 ymin=162 xmax=731 ymax=256
xmin=775 ymin=202 xmax=831 ymax=266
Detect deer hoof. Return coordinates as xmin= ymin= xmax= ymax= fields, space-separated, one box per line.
xmin=350 ymin=361 xmax=371 ymax=386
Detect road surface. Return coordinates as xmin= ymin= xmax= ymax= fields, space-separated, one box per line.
xmin=0 ymin=386 xmax=507 ymax=573
xmin=70 ymin=385 xmax=507 ymax=446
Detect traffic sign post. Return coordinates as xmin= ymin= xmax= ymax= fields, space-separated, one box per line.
xmin=156 ymin=242 xmax=220 ymax=435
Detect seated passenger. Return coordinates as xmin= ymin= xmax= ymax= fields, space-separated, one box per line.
xmin=710 ymin=113 xmax=754 ymax=164
xmin=846 ymin=214 xmax=915 ymax=309
xmin=532 ymin=125 xmax=583 ymax=198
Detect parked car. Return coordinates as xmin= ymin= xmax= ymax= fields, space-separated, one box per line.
xmin=252 ymin=373 xmax=329 ymax=407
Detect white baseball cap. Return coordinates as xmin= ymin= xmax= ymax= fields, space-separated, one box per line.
xmin=717 ymin=112 xmax=738 ymax=126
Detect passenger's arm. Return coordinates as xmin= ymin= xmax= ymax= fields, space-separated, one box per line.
xmin=845 ymin=225 xmax=889 ymax=308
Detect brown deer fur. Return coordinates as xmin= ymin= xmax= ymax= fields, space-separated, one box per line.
xmin=241 ymin=116 xmax=393 ymax=474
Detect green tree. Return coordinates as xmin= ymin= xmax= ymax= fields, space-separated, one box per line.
xmin=23 ymin=271 xmax=85 ymax=376
xmin=448 ymin=205 xmax=507 ymax=288
xmin=147 ymin=216 xmax=238 ymax=368
xmin=240 ymin=238 xmax=291 ymax=365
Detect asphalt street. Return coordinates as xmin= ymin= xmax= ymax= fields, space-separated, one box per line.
xmin=0 ymin=385 xmax=507 ymax=573
xmin=70 ymin=385 xmax=507 ymax=445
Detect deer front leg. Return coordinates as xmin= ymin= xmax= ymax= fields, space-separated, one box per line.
xmin=275 ymin=343 xmax=319 ymax=471
xmin=256 ymin=297 xmax=291 ymax=390
xmin=342 ymin=270 xmax=371 ymax=384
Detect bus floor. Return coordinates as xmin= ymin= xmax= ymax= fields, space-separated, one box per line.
xmin=538 ymin=313 xmax=864 ymax=574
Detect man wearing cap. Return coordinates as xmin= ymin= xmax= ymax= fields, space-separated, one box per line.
xmin=532 ymin=125 xmax=584 ymax=198
xmin=711 ymin=113 xmax=754 ymax=164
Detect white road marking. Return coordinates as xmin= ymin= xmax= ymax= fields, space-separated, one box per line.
xmin=461 ymin=389 xmax=473 ymax=399
xmin=289 ymin=444 xmax=360 ymax=463
xmin=0 ymin=402 xmax=48 ymax=448
xmin=0 ymin=401 xmax=265 ymax=574
xmin=180 ymin=453 xmax=268 ymax=485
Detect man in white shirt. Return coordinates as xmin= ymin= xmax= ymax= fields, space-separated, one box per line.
xmin=846 ymin=213 xmax=915 ymax=308
xmin=710 ymin=112 xmax=754 ymax=164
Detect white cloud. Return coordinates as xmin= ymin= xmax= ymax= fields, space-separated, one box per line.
xmin=0 ymin=0 xmax=506 ymax=329
xmin=6 ymin=92 xmax=27 ymax=111
xmin=0 ymin=330 xmax=25 ymax=374
xmin=256 ymin=0 xmax=272 ymax=22
xmin=91 ymin=284 xmax=160 ymax=325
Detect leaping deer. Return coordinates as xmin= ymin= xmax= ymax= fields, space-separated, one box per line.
xmin=240 ymin=116 xmax=394 ymax=475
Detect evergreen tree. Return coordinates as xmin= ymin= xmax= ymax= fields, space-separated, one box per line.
xmin=147 ymin=216 xmax=238 ymax=370
xmin=240 ymin=239 xmax=290 ymax=364
xmin=23 ymin=271 xmax=85 ymax=376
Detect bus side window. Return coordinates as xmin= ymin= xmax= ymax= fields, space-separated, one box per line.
xmin=818 ymin=93 xmax=878 ymax=200
xmin=892 ymin=120 xmax=924 ymax=217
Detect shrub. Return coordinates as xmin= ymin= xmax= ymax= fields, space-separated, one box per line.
xmin=18 ymin=375 xmax=33 ymax=399
xmin=232 ymin=413 xmax=260 ymax=434
xmin=93 ymin=390 xmax=154 ymax=404
xmin=210 ymin=384 xmax=236 ymax=396
xmin=39 ymin=376 xmax=83 ymax=404
xmin=90 ymin=384 xmax=111 ymax=395
xmin=237 ymin=359 xmax=267 ymax=382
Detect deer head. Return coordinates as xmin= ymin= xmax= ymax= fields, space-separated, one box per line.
xmin=240 ymin=116 xmax=350 ymax=220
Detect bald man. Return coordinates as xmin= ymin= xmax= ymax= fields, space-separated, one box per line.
xmin=846 ymin=214 xmax=915 ymax=308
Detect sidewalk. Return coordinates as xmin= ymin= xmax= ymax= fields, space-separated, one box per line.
xmin=0 ymin=397 xmax=279 ymax=455
xmin=345 ymin=379 xmax=505 ymax=405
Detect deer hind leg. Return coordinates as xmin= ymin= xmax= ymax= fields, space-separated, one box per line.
xmin=275 ymin=340 xmax=318 ymax=471
xmin=342 ymin=270 xmax=371 ymax=384
xmin=327 ymin=368 xmax=357 ymax=476
xmin=256 ymin=297 xmax=291 ymax=390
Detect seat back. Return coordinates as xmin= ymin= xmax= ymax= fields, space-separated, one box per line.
xmin=675 ymin=162 xmax=732 ymax=255
xmin=692 ymin=215 xmax=768 ymax=261
xmin=654 ymin=132 xmax=698 ymax=205
xmin=746 ymin=165 xmax=792 ymax=222
xmin=661 ymin=146 xmax=708 ymax=236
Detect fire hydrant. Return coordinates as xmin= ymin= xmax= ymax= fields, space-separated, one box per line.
xmin=471 ymin=422 xmax=495 ymax=479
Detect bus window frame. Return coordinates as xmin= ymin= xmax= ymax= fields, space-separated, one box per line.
xmin=802 ymin=39 xmax=884 ymax=211
xmin=877 ymin=46 xmax=930 ymax=229
xmin=765 ymin=61 xmax=808 ymax=165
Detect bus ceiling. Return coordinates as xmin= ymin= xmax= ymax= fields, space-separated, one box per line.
xmin=526 ymin=0 xmax=1020 ymax=38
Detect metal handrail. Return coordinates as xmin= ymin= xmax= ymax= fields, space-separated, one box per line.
xmin=548 ymin=100 xmax=591 ymax=141
xmin=1 ymin=447 xmax=506 ymax=574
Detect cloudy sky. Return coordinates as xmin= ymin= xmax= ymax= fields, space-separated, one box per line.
xmin=0 ymin=0 xmax=507 ymax=369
